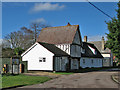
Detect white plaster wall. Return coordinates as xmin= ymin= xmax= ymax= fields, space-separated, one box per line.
xmin=56 ymin=44 xmax=70 ymax=55
xmin=22 ymin=42 xmax=54 ymax=71
xmin=80 ymin=58 xmax=102 ymax=68
xmin=102 ymin=54 xmax=110 ymax=57
xmin=55 ymin=57 xmax=69 ymax=71
xmin=71 ymin=59 xmax=79 ymax=70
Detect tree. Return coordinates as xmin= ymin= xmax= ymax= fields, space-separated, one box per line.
xmin=4 ymin=27 xmax=34 ymax=49
xmin=4 ymin=23 xmax=51 ymax=50
xmin=30 ymin=22 xmax=51 ymax=42
xmin=14 ymin=47 xmax=25 ymax=56
xmin=105 ymin=2 xmax=120 ymax=62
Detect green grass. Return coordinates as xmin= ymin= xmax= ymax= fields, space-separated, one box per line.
xmin=54 ymin=72 xmax=74 ymax=75
xmin=2 ymin=74 xmax=51 ymax=88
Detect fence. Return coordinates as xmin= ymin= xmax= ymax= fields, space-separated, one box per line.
xmin=0 ymin=58 xmax=27 ymax=74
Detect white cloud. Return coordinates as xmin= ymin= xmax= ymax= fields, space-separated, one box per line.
xmin=31 ymin=18 xmax=46 ymax=23
xmin=30 ymin=3 xmax=65 ymax=13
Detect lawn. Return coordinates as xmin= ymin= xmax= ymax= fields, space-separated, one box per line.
xmin=54 ymin=72 xmax=74 ymax=75
xmin=2 ymin=74 xmax=51 ymax=88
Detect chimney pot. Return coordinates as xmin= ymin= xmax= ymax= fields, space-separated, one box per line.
xmin=84 ymin=36 xmax=87 ymax=42
xmin=67 ymin=22 xmax=71 ymax=26
xmin=102 ymin=36 xmax=105 ymax=50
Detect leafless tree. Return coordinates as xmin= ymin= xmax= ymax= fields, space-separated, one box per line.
xmin=4 ymin=23 xmax=51 ymax=50
xmin=30 ymin=22 xmax=51 ymax=42
xmin=4 ymin=27 xmax=34 ymax=49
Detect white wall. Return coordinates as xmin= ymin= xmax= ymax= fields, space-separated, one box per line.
xmin=71 ymin=59 xmax=79 ymax=70
xmin=80 ymin=58 xmax=102 ymax=68
xmin=102 ymin=54 xmax=110 ymax=57
xmin=54 ymin=57 xmax=69 ymax=71
xmin=22 ymin=42 xmax=54 ymax=71
xmin=56 ymin=44 xmax=70 ymax=54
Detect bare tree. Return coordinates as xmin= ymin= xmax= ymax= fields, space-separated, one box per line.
xmin=30 ymin=22 xmax=51 ymax=42
xmin=4 ymin=27 xmax=34 ymax=49
xmin=4 ymin=23 xmax=51 ymax=50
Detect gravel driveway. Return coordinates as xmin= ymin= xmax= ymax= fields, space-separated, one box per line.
xmin=19 ymin=71 xmax=118 ymax=88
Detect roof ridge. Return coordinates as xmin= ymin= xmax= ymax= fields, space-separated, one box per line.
xmin=42 ymin=24 xmax=79 ymax=30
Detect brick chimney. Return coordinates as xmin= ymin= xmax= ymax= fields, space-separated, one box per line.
xmin=102 ymin=36 xmax=105 ymax=50
xmin=84 ymin=36 xmax=87 ymax=42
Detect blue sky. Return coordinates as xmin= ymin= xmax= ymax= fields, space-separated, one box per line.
xmin=2 ymin=2 xmax=118 ymax=41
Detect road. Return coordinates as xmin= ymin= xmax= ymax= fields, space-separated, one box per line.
xmin=19 ymin=71 xmax=118 ymax=88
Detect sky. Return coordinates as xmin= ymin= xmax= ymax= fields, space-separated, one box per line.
xmin=2 ymin=2 xmax=118 ymax=41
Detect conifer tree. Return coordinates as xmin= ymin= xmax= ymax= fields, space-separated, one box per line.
xmin=106 ymin=2 xmax=120 ymax=62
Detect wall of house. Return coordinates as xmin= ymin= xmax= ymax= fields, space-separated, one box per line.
xmin=102 ymin=53 xmax=113 ymax=67
xmin=54 ymin=57 xmax=69 ymax=71
xmin=71 ymin=58 xmax=79 ymax=70
xmin=102 ymin=57 xmax=111 ymax=67
xmin=56 ymin=44 xmax=70 ymax=54
xmin=110 ymin=53 xmax=113 ymax=66
xmin=70 ymin=30 xmax=81 ymax=57
xmin=102 ymin=53 xmax=110 ymax=57
xmin=22 ymin=42 xmax=54 ymax=71
xmin=56 ymin=30 xmax=82 ymax=58
xmin=80 ymin=58 xmax=103 ymax=68
xmin=72 ymin=30 xmax=81 ymax=44
xmin=70 ymin=45 xmax=81 ymax=57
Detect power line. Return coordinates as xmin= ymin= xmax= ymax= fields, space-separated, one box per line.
xmin=86 ymin=0 xmax=113 ymax=19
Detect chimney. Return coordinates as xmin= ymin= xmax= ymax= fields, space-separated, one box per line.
xmin=84 ymin=36 xmax=87 ymax=42
xmin=67 ymin=22 xmax=71 ymax=26
xmin=102 ymin=36 xmax=105 ymax=50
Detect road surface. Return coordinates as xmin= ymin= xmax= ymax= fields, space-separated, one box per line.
xmin=19 ymin=71 xmax=118 ymax=88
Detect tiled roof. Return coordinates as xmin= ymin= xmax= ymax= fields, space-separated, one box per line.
xmin=37 ymin=24 xmax=79 ymax=44
xmin=88 ymin=41 xmax=111 ymax=54
xmin=82 ymin=42 xmax=103 ymax=58
xmin=38 ymin=42 xmax=69 ymax=56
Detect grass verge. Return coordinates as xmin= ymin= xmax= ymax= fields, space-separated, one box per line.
xmin=111 ymin=74 xmax=119 ymax=84
xmin=2 ymin=74 xmax=51 ymax=88
xmin=54 ymin=72 xmax=74 ymax=75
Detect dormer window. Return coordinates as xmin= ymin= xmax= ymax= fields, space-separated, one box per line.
xmin=88 ymin=45 xmax=97 ymax=55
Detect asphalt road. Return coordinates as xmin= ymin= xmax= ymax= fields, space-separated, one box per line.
xmin=19 ymin=71 xmax=118 ymax=88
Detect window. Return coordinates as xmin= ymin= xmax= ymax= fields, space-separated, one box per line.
xmin=91 ymin=60 xmax=94 ymax=64
xmin=43 ymin=58 xmax=46 ymax=62
xmin=95 ymin=50 xmax=97 ymax=55
xmin=88 ymin=45 xmax=96 ymax=55
xmin=104 ymin=59 xmax=107 ymax=62
xmin=39 ymin=60 xmax=42 ymax=62
xmin=39 ymin=57 xmax=46 ymax=62
xmin=83 ymin=59 xmax=85 ymax=64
